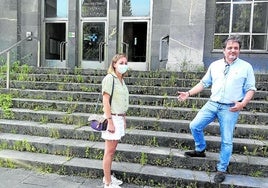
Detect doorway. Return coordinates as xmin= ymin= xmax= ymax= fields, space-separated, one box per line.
xmin=42 ymin=0 xmax=68 ymax=68
xmin=45 ymin=23 xmax=67 ymax=67
xmin=123 ymin=22 xmax=147 ymax=62
xmin=81 ymin=22 xmax=107 ymax=69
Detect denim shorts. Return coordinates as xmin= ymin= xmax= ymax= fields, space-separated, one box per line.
xmin=101 ymin=115 xmax=125 ymax=140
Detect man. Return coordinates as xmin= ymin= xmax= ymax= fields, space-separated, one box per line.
xmin=177 ymin=35 xmax=256 ymax=183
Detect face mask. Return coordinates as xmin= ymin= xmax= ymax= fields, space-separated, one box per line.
xmin=117 ymin=64 xmax=128 ymax=74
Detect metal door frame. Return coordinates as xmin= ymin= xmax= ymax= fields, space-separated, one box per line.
xmin=41 ymin=0 xmax=69 ymax=67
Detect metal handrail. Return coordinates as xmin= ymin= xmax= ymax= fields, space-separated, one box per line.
xmin=60 ymin=41 xmax=67 ymax=62
xmin=159 ymin=34 xmax=169 ymax=61
xmin=99 ymin=41 xmax=106 ymax=64
xmin=121 ymin=42 xmax=129 ymax=58
xmin=0 ymin=35 xmax=40 ymax=89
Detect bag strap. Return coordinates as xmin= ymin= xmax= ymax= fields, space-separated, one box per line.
xmin=109 ymin=76 xmax=115 ymax=105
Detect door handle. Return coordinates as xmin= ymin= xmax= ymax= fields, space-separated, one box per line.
xmin=99 ymin=41 xmax=106 ymax=63
xmin=122 ymin=42 xmax=129 ymax=58
xmin=60 ymin=41 xmax=67 ymax=62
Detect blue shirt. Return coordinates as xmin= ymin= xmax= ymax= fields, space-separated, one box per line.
xmin=201 ymin=58 xmax=256 ymax=104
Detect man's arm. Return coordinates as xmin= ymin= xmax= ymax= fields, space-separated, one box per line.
xmin=230 ymin=90 xmax=255 ymax=112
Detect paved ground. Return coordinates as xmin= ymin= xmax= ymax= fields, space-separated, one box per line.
xmin=0 ymin=167 xmax=147 ymax=188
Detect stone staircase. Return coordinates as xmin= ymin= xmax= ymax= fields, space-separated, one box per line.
xmin=0 ymin=67 xmax=267 ymax=188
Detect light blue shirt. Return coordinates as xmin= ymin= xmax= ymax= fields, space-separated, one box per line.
xmin=102 ymin=73 xmax=129 ymax=114
xmin=201 ymin=58 xmax=256 ymax=104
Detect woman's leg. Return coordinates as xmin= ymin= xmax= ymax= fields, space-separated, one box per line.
xmin=103 ymin=140 xmax=118 ymax=185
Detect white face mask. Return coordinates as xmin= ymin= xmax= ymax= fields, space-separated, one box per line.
xmin=117 ymin=64 xmax=128 ymax=74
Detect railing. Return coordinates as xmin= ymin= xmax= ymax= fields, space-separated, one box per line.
xmin=99 ymin=41 xmax=106 ymax=64
xmin=159 ymin=35 xmax=169 ymax=62
xmin=0 ymin=36 xmax=40 ymax=89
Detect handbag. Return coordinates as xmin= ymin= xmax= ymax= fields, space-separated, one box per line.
xmin=88 ymin=76 xmax=114 ymax=131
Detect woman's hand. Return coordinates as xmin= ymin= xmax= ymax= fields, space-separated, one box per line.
xmin=107 ymin=119 xmax=115 ymax=133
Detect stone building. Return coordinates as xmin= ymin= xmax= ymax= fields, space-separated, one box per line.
xmin=0 ymin=0 xmax=267 ymax=72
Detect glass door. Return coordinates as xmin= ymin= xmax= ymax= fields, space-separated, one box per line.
xmin=81 ymin=22 xmax=106 ymax=69
xmin=42 ymin=0 xmax=68 ymax=68
xmin=119 ymin=0 xmax=151 ymax=71
xmin=80 ymin=0 xmax=108 ymax=69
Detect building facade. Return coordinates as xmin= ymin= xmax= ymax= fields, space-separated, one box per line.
xmin=0 ymin=0 xmax=267 ymax=72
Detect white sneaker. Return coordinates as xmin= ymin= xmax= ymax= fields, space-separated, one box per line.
xmin=103 ymin=175 xmax=123 ymax=185
xmin=104 ymin=182 xmax=122 ymax=188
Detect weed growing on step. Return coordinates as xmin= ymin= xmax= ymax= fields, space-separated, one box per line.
xmin=0 ymin=141 xmax=8 ymax=150
xmin=62 ymin=115 xmax=74 ymax=124
xmin=146 ymin=137 xmax=158 ymax=147
xmin=66 ymin=103 xmax=78 ymax=114
xmin=76 ymin=74 xmax=84 ymax=83
xmin=0 ymin=93 xmax=14 ymax=119
xmin=0 ymin=159 xmax=16 ymax=169
xmin=74 ymin=67 xmax=82 ymax=75
xmin=85 ymin=147 xmax=90 ymax=158
xmin=13 ymin=140 xmax=36 ymax=152
xmin=140 ymin=152 xmax=148 ymax=165
xmin=49 ymin=128 xmax=60 ymax=138
xmin=40 ymin=116 xmax=48 ymax=124
xmin=250 ymin=170 xmax=263 ymax=177
xmin=63 ymin=146 xmax=74 ymax=160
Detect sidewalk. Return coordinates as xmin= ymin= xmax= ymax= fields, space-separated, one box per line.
xmin=0 ymin=167 xmax=146 ymax=188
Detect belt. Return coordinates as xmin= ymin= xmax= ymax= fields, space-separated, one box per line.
xmin=111 ymin=113 xmax=126 ymax=116
xmin=211 ymin=100 xmax=233 ymax=105
xmin=215 ymin=101 xmax=233 ymax=105
xmin=213 ymin=99 xmax=242 ymax=105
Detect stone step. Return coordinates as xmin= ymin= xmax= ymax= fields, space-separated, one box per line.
xmin=0 ymin=119 xmax=267 ymax=158
xmin=0 ymin=67 xmax=267 ymax=187
xmin=0 ymin=132 xmax=267 ymax=177
xmin=10 ymin=98 xmax=268 ymax=125
xmin=1 ymin=81 xmax=267 ymax=100
xmin=0 ymin=149 xmax=267 ymax=188
xmin=1 ymin=88 xmax=267 ymax=113
xmin=8 ymin=66 xmax=268 ymax=81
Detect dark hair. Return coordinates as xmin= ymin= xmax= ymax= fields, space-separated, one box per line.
xmin=222 ymin=35 xmax=241 ymax=49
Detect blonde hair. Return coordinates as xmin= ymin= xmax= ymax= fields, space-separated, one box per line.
xmin=107 ymin=53 xmax=128 ymax=76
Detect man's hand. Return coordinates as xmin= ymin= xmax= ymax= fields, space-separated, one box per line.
xmin=177 ymin=91 xmax=190 ymax=101
xmin=230 ymin=101 xmax=245 ymax=112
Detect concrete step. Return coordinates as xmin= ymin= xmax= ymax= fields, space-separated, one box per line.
xmin=0 ymin=119 xmax=267 ymax=159
xmin=0 ymin=132 xmax=267 ymax=178
xmin=1 ymin=80 xmax=267 ymax=100
xmin=0 ymin=149 xmax=267 ymax=188
xmin=1 ymin=88 xmax=267 ymax=113
xmin=10 ymin=98 xmax=268 ymax=125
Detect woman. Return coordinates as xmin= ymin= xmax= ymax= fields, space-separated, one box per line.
xmin=101 ymin=53 xmax=129 ymax=188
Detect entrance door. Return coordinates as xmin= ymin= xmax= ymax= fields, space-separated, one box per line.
xmin=81 ymin=22 xmax=106 ymax=69
xmin=119 ymin=0 xmax=151 ymax=71
xmin=42 ymin=0 xmax=68 ymax=68
xmin=79 ymin=0 xmax=108 ymax=69
xmin=45 ymin=22 xmax=67 ymax=67
xmin=122 ymin=22 xmax=148 ymax=67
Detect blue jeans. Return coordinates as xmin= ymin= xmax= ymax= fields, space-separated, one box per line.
xmin=189 ymin=101 xmax=240 ymax=172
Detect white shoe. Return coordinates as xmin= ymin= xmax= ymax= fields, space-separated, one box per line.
xmin=104 ymin=182 xmax=122 ymax=188
xmin=103 ymin=175 xmax=123 ymax=185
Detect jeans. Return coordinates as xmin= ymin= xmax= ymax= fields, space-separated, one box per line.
xmin=189 ymin=100 xmax=240 ymax=172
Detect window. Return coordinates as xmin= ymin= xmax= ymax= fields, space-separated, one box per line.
xmin=45 ymin=0 xmax=68 ymax=18
xmin=122 ymin=0 xmax=150 ymax=17
xmin=81 ymin=0 xmax=107 ymax=17
xmin=214 ymin=0 xmax=268 ymax=52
